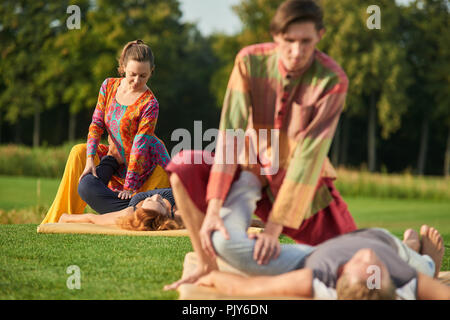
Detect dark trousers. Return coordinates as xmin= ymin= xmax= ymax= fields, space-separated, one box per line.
xmin=78 ymin=156 xmax=131 ymax=214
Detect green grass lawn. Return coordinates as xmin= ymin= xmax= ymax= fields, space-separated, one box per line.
xmin=0 ymin=224 xmax=191 ymax=300
xmin=348 ymin=197 xmax=450 ymax=235
xmin=0 ymin=175 xmax=60 ymax=211
xmin=0 ymin=176 xmax=449 ymax=299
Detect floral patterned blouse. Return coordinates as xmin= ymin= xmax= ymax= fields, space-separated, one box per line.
xmin=86 ymin=78 xmax=170 ymax=192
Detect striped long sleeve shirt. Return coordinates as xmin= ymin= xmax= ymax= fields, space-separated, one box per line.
xmin=206 ymin=43 xmax=348 ymax=229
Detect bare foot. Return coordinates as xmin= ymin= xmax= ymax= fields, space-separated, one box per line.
xmin=58 ymin=213 xmax=69 ymax=223
xmin=163 ymin=265 xmax=216 ymax=291
xmin=403 ymin=228 xmax=420 ymax=253
xmin=420 ymin=225 xmax=445 ymax=278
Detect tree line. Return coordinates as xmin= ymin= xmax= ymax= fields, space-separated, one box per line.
xmin=0 ymin=0 xmax=448 ymax=176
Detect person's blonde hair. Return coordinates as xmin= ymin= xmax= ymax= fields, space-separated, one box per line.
xmin=336 ymin=273 xmax=397 ymax=300
xmin=116 ymin=207 xmax=183 ymax=231
xmin=117 ymin=39 xmax=155 ymax=76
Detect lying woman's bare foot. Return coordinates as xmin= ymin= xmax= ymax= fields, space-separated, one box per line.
xmin=58 ymin=213 xmax=69 ymax=223
xmin=403 ymin=228 xmax=420 ymax=253
xmin=420 ymin=225 xmax=445 ymax=278
xmin=163 ymin=265 xmax=217 ymax=291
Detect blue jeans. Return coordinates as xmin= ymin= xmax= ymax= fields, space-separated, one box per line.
xmin=211 ymin=171 xmax=314 ymax=276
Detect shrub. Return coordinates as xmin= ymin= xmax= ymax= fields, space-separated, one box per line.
xmin=335 ymin=168 xmax=450 ymax=201
xmin=0 ymin=142 xmax=80 ymax=178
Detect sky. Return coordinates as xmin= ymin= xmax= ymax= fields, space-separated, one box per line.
xmin=178 ymin=0 xmax=415 ymax=36
xmin=178 ymin=0 xmax=242 ymax=35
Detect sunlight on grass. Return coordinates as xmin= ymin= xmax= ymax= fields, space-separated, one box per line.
xmin=1 ymin=175 xmax=449 ymax=299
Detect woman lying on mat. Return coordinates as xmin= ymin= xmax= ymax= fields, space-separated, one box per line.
xmin=58 ymin=189 xmax=183 ymax=231
xmin=58 ymin=142 xmax=183 ymax=231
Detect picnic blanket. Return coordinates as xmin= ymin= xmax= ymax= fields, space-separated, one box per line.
xmin=37 ymin=223 xmax=264 ymax=238
xmin=177 ymin=252 xmax=450 ymax=300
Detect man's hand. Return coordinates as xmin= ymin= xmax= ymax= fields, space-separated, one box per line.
xmin=200 ymin=198 xmax=229 ymax=258
xmin=248 ymin=221 xmax=283 ymax=265
xmin=79 ymin=157 xmax=97 ymax=183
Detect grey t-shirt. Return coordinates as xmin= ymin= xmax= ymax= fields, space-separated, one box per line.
xmin=301 ymin=229 xmax=417 ymax=291
xmin=128 ymin=188 xmax=175 ymax=217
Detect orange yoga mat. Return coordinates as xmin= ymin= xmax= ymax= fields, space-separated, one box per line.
xmin=37 ymin=223 xmax=263 ymax=238
xmin=37 ymin=223 xmax=189 ymax=237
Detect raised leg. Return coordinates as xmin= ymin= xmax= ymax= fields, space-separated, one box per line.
xmin=383 ymin=228 xmax=436 ymax=278
xmin=212 ymin=171 xmax=314 ymax=275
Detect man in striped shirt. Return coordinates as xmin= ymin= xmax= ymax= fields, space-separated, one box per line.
xmin=164 ymin=0 xmax=357 ymax=290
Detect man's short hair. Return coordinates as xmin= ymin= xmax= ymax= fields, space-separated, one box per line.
xmin=336 ymin=273 xmax=397 ymax=300
xmin=270 ymin=0 xmax=324 ymax=34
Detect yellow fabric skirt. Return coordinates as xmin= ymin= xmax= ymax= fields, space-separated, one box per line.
xmin=41 ymin=144 xmax=170 ymax=224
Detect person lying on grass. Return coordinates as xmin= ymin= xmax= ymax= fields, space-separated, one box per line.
xmin=58 ymin=188 xmax=183 ymax=231
xmin=58 ymin=139 xmax=183 ymax=231
xmin=58 ymin=141 xmax=265 ymax=232
xmin=194 ymin=225 xmax=449 ymax=300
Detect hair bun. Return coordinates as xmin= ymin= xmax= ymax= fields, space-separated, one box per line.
xmin=117 ymin=39 xmax=154 ymax=76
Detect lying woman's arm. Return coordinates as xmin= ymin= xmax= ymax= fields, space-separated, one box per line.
xmin=58 ymin=207 xmax=134 ymax=226
xmin=58 ymin=213 xmax=97 ymax=224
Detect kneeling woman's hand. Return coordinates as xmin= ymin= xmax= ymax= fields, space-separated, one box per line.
xmin=117 ymin=190 xmax=134 ymax=200
xmin=79 ymin=157 xmax=97 ymax=183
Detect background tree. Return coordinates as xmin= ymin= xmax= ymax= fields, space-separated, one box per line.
xmin=0 ymin=1 xmax=71 ymax=147
xmin=403 ymin=0 xmax=450 ymax=176
xmin=320 ymin=0 xmax=411 ymax=172
xmin=0 ymin=0 xmax=448 ymax=177
xmin=38 ymin=0 xmax=94 ymax=143
xmin=209 ymin=0 xmax=280 ymax=110
xmin=1 ymin=0 xmax=218 ymax=151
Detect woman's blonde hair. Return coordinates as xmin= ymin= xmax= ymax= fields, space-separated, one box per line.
xmin=116 ymin=207 xmax=183 ymax=231
xmin=117 ymin=39 xmax=155 ymax=76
